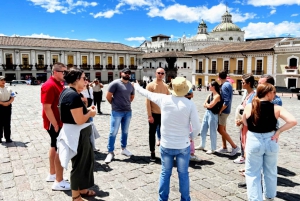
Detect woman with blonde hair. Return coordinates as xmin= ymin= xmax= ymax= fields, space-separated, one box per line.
xmin=242 ymin=83 xmax=297 ymax=201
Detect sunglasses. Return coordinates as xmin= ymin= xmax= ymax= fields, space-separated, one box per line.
xmin=80 ymin=76 xmax=88 ymax=81
xmin=157 ymin=72 xmax=165 ymax=75
xmin=124 ymin=72 xmax=131 ymax=75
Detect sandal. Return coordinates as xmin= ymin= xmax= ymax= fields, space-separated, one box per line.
xmin=72 ymin=194 xmax=88 ymax=201
xmin=80 ymin=189 xmax=96 ymax=197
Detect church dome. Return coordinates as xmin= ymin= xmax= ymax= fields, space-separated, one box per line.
xmin=212 ymin=10 xmax=242 ymax=32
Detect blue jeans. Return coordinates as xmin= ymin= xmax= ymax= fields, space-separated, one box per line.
xmin=245 ymin=131 xmax=278 ymax=201
xmin=107 ymin=111 xmax=132 ymax=152
xmin=156 ymin=125 xmax=161 ymax=140
xmin=159 ymin=146 xmax=191 ymax=201
xmin=199 ymin=110 xmax=218 ymax=151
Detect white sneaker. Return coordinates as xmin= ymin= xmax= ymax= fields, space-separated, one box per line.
xmin=105 ymin=152 xmax=114 ymax=163
xmin=194 ymin=146 xmax=204 ymax=150
xmin=52 ymin=180 xmax=70 ymax=191
xmin=94 ymin=147 xmax=100 ymax=152
xmin=190 ymin=155 xmax=202 ymax=162
xmin=233 ymin=156 xmax=245 ymax=164
xmin=216 ymin=147 xmax=229 ymax=153
xmin=230 ymin=146 xmax=240 ymax=156
xmin=46 ymin=174 xmax=56 ymax=182
xmin=120 ymin=148 xmax=132 ymax=156
xmin=206 ymin=150 xmax=215 ymax=154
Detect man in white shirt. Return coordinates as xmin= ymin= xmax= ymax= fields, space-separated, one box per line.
xmin=90 ymin=79 xmax=103 ymax=114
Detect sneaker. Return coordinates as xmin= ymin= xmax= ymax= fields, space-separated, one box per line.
xmin=6 ymin=139 xmax=13 ymax=143
xmin=195 ymin=146 xmax=204 ymax=150
xmin=46 ymin=174 xmax=56 ymax=182
xmin=190 ymin=155 xmax=202 ymax=162
xmin=215 ymin=147 xmax=229 ymax=153
xmin=52 ymin=180 xmax=71 ymax=191
xmin=206 ymin=150 xmax=215 ymax=154
xmin=233 ymin=156 xmax=245 ymax=164
xmin=230 ymin=146 xmax=240 ymax=156
xmin=150 ymin=153 xmax=156 ymax=161
xmin=120 ymin=148 xmax=132 ymax=156
xmin=105 ymin=152 xmax=114 ymax=163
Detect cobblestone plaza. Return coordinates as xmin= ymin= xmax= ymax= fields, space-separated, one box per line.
xmin=0 ymin=85 xmax=299 ymax=201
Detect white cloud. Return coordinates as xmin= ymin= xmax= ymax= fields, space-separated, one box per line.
xmin=8 ymin=33 xmax=71 ymax=39
xmin=247 ymin=0 xmax=300 ymax=6
xmin=86 ymin=38 xmax=98 ymax=41
xmin=125 ymin=37 xmax=146 ymax=42
xmin=147 ymin=3 xmax=256 ymax=23
xmin=291 ymin=13 xmax=299 ymax=17
xmin=28 ymin=0 xmax=98 ymax=14
xmin=242 ymin=21 xmax=300 ymax=38
xmin=91 ymin=0 xmax=164 ymax=18
xmin=270 ymin=9 xmax=276 ymax=15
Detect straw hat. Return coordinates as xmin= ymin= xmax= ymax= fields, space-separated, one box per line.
xmin=168 ymin=77 xmax=192 ymax=97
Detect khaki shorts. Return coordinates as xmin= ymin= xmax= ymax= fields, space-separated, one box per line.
xmin=218 ymin=113 xmax=229 ymax=126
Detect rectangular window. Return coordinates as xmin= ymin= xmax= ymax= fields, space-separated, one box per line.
xmin=52 ymin=55 xmax=59 ymax=64
xmin=224 ymin=60 xmax=229 ymax=71
xmin=82 ymin=56 xmax=87 ymax=65
xmin=130 ymin=57 xmax=134 ymax=65
xmin=119 ymin=57 xmax=124 ymax=65
xmin=107 ymin=56 xmax=112 ymax=65
xmin=22 ymin=54 xmax=29 ymax=67
xmin=38 ymin=55 xmax=44 ymax=66
xmin=256 ymin=59 xmax=262 ymax=72
xmin=199 ymin=61 xmax=202 ymax=70
xmin=183 ymin=62 xmax=187 ymax=68
xmin=67 ymin=55 xmax=74 ymax=67
xmin=6 ymin=54 xmax=13 ymax=65
xmin=159 ymin=62 xmax=162 ymax=67
xmin=238 ymin=60 xmax=243 ymax=71
xmin=212 ymin=61 xmax=216 ymax=70
xmin=94 ymin=56 xmax=100 ymax=65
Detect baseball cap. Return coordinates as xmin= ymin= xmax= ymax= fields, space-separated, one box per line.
xmin=121 ymin=67 xmax=131 ymax=74
xmin=0 ymin=76 xmax=5 ymax=80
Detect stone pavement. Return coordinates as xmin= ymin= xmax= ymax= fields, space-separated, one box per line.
xmin=0 ymin=85 xmax=299 ymax=201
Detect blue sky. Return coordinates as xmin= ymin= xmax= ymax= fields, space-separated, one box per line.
xmin=0 ymin=0 xmax=300 ymax=47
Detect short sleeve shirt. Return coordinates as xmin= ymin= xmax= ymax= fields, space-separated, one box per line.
xmin=108 ymin=79 xmax=135 ymax=111
xmin=41 ymin=76 xmax=64 ymax=130
xmin=59 ymin=87 xmax=88 ymax=124
xmin=0 ymin=86 xmax=16 ymax=102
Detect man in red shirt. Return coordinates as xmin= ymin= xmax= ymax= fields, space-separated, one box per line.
xmin=41 ymin=62 xmax=70 ymax=191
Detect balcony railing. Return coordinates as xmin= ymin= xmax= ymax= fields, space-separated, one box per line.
xmin=234 ymin=70 xmax=244 ymax=75
xmin=252 ymin=70 xmax=264 ymax=75
xmin=224 ymin=69 xmax=230 ymax=74
xmin=208 ymin=69 xmax=217 ymax=74
xmin=80 ymin=65 xmax=90 ymax=70
xmin=2 ymin=64 xmax=17 ymax=71
xmin=36 ymin=64 xmax=47 ymax=70
xmin=129 ymin=65 xmax=137 ymax=70
xmin=93 ymin=64 xmax=103 ymax=70
xmin=106 ymin=64 xmax=115 ymax=70
xmin=19 ymin=64 xmax=32 ymax=71
xmin=118 ymin=64 xmax=125 ymax=69
xmin=195 ymin=69 xmax=203 ymax=73
xmin=285 ymin=66 xmax=298 ymax=69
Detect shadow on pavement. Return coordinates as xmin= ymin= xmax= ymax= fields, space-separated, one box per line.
xmin=277 ymin=177 xmax=300 ymax=187
xmin=1 ymin=141 xmax=29 ymax=147
xmin=277 ymin=191 xmax=300 ymax=201
xmin=278 ymin=166 xmax=296 ymax=176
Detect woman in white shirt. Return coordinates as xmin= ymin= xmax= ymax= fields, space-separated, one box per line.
xmin=133 ymin=77 xmax=201 ymax=201
xmin=81 ymin=81 xmax=94 ymax=107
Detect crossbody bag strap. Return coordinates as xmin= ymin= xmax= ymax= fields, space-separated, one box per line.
xmin=58 ymin=88 xmax=74 ymax=120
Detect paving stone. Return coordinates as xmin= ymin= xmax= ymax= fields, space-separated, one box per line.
xmin=0 ymin=85 xmax=299 ymax=200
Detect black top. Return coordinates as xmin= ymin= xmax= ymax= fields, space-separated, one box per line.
xmin=59 ymin=87 xmax=88 ymax=124
xmin=207 ymin=93 xmax=222 ymax=114
xmin=247 ymin=101 xmax=277 ymax=133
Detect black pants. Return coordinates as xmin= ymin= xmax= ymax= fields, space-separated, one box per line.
xmin=149 ymin=113 xmax=161 ymax=152
xmin=93 ymin=91 xmax=102 ymax=113
xmin=0 ymin=104 xmax=12 ymax=140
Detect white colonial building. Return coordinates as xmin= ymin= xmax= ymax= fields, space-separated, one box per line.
xmin=139 ymin=9 xmax=245 ymax=82
xmin=0 ymin=36 xmax=143 ymax=83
